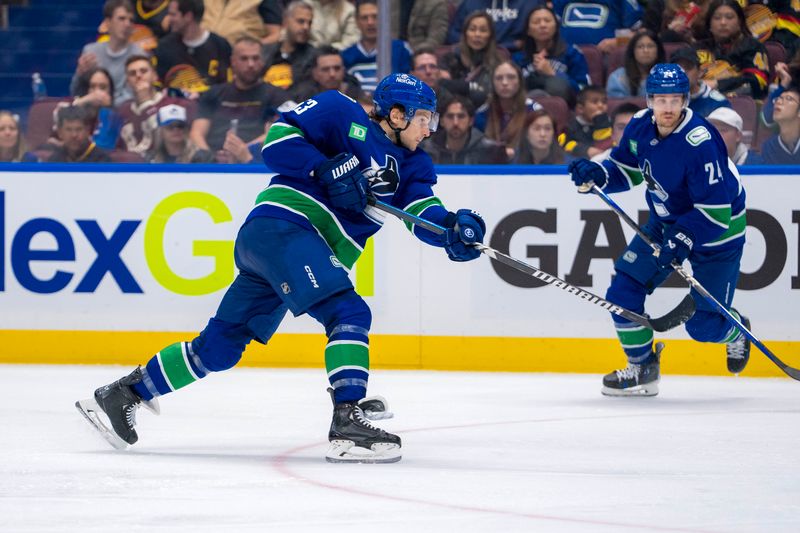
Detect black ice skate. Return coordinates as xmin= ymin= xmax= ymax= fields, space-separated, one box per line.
xmin=726 ymin=311 xmax=751 ymax=374
xmin=602 ymin=342 xmax=665 ymax=397
xmin=326 ymin=388 xmax=401 ymax=463
xmin=75 ymin=367 xmax=160 ymax=450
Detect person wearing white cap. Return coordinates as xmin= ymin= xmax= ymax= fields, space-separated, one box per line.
xmin=146 ymin=103 xmax=213 ymax=163
xmin=707 ymin=107 xmax=750 ymax=165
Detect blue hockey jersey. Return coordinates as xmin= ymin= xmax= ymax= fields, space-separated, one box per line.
xmin=254 ymin=90 xmax=450 ymax=270
xmin=341 ymin=41 xmax=413 ymax=93
xmin=554 ymin=0 xmax=642 ymax=46
xmin=601 ymin=108 xmax=746 ymax=251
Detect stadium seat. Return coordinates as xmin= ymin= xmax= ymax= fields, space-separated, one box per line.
xmin=530 ymin=94 xmax=570 ymax=134
xmin=25 ymin=96 xmax=70 ymax=148
xmin=577 ymin=44 xmax=604 ymax=87
xmin=109 ymin=150 xmax=145 ymax=163
xmin=605 ymin=45 xmax=626 ymax=80
xmin=764 ymin=41 xmax=787 ymax=80
xmin=728 ymin=95 xmax=758 ymax=150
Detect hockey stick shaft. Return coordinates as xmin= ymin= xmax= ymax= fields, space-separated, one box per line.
xmin=368 ymin=197 xmax=688 ymax=332
xmin=588 ymin=183 xmax=800 ymax=380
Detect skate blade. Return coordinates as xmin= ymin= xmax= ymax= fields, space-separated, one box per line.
xmin=74 ymin=398 xmax=130 ymax=451
xmin=601 ymin=383 xmax=659 ymax=397
xmin=141 ymin=397 xmax=161 ymax=415
xmin=325 ymin=440 xmax=402 ymax=464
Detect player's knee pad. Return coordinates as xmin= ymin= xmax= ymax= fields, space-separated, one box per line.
xmin=307 ymin=288 xmax=372 ymax=337
xmin=685 ymin=310 xmax=729 ymax=343
xmin=606 ymin=271 xmax=648 ymax=324
xmin=191 ymin=317 xmax=253 ymax=372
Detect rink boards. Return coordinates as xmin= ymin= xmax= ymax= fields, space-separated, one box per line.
xmin=0 ymin=164 xmax=798 ymax=376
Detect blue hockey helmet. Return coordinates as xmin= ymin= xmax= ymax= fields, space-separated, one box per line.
xmin=646 ymin=63 xmax=690 ymax=108
xmin=373 ymin=72 xmax=439 ymax=131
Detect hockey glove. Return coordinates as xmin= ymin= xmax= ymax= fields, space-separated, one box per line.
xmin=568 ymin=158 xmax=607 ymax=192
xmin=315 ymin=152 xmax=369 ymax=214
xmin=443 ymin=209 xmax=485 ymax=262
xmin=657 ymin=226 xmax=694 ymax=269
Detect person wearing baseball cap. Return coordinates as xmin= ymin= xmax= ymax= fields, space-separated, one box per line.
xmin=708 ymin=107 xmax=750 ymax=165
xmin=147 ymin=104 xmax=213 ymax=163
xmin=670 ymin=47 xmax=731 ymax=118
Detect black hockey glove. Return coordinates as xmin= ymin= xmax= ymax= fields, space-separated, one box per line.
xmin=315 ymin=152 xmax=369 ymax=214
xmin=442 ymin=209 xmax=485 ymax=262
xmin=657 ymin=226 xmax=694 ymax=269
xmin=568 ymin=158 xmax=608 ymax=192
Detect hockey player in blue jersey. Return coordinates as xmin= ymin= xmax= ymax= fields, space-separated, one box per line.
xmin=76 ymin=73 xmax=486 ymax=463
xmin=567 ymin=64 xmax=751 ymax=396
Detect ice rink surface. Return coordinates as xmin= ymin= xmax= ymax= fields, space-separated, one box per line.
xmin=1 ymin=364 xmax=798 ymax=533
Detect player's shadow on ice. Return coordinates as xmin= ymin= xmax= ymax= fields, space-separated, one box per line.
xmin=79 ymin=446 xmax=327 ymax=465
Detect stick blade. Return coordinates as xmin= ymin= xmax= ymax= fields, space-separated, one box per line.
xmin=779 ymin=365 xmax=800 ymax=381
xmin=648 ymin=294 xmax=696 ymax=332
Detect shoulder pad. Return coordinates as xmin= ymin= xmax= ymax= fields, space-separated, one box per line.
xmin=686 ymin=126 xmax=712 ymax=146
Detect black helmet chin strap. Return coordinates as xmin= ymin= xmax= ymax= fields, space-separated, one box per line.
xmin=383 ymin=115 xmax=411 ymax=147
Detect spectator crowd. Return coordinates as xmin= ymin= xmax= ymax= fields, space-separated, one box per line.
xmin=2 ymin=0 xmax=799 ymax=165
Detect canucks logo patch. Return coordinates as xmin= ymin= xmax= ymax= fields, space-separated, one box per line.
xmin=623 ymin=251 xmax=637 ymax=263
xmin=563 ymin=4 xmax=608 ymax=28
xmin=348 ymin=122 xmax=367 ymax=141
xmin=629 ymin=139 xmax=638 ymax=155
xmin=686 ymin=126 xmax=711 ymax=146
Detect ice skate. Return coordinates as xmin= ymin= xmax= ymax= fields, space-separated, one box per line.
xmin=326 ymin=389 xmax=401 ymax=463
xmin=75 ymin=367 xmax=160 ymax=450
xmin=726 ymin=311 xmax=751 ymax=374
xmin=602 ymin=342 xmax=664 ymax=397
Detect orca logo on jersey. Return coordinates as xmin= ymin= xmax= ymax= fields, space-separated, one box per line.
xmin=641 ymin=159 xmax=669 ymax=202
xmin=364 ymin=155 xmax=400 ymax=197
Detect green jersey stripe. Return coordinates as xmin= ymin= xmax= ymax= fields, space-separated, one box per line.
xmin=263 ymin=122 xmax=304 ymax=149
xmin=610 ymin=157 xmax=644 ymax=188
xmin=254 ymin=186 xmax=363 ymax=269
xmin=402 ymin=196 xmax=444 ymax=231
xmin=705 ymin=211 xmax=746 ymax=247
xmin=696 ymin=204 xmax=732 ymax=229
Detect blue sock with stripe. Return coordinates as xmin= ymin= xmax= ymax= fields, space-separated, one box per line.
xmin=613 ymin=315 xmax=655 ymax=365
xmin=130 ymin=342 xmax=209 ymax=401
xmin=325 ymin=324 xmax=370 ymax=404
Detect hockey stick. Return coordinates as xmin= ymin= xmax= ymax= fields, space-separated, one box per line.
xmin=584 ymin=183 xmax=800 ymax=380
xmin=368 ymin=197 xmax=694 ymax=332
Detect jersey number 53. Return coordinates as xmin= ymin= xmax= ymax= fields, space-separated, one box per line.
xmin=293 ymin=99 xmax=318 ymax=115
